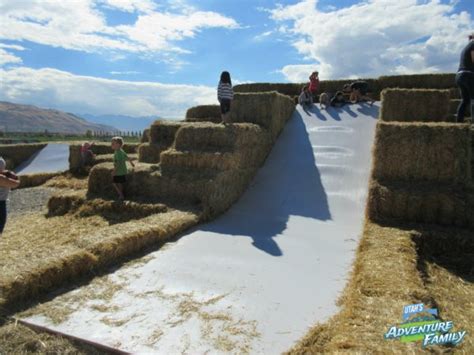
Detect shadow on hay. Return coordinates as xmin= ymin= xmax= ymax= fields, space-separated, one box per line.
xmin=413 ymin=225 xmax=474 ymax=283
xmin=200 ymin=111 xmax=331 ymax=257
xmin=376 ymin=220 xmax=474 ymax=283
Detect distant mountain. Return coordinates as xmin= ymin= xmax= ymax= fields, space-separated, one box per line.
xmin=81 ymin=114 xmax=159 ymax=131
xmin=0 ymin=101 xmax=116 ymax=134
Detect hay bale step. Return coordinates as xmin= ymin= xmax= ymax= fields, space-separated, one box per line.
xmin=149 ymin=120 xmax=186 ymax=145
xmin=174 ymin=122 xmax=270 ymax=152
xmin=48 ymin=190 xmax=167 ymax=219
xmin=87 ymin=162 xmax=203 ymax=204
xmin=368 ymin=181 xmax=474 ymax=228
xmin=138 ymin=143 xmax=166 ymax=163
xmin=372 ymin=121 xmax=472 ymax=185
xmin=380 ymin=89 xmax=451 ymax=122
xmin=160 ymin=148 xmax=268 ymax=175
xmin=185 ymin=105 xmax=221 ymax=121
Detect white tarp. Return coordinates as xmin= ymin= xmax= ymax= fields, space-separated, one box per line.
xmin=24 ymin=103 xmax=378 ymax=354
xmin=14 ymin=143 xmax=69 ymax=174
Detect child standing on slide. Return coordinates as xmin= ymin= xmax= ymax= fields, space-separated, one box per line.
xmin=0 ymin=157 xmax=20 ymax=236
xmin=111 ymin=137 xmax=135 ymax=201
xmin=309 ymin=71 xmax=320 ymax=100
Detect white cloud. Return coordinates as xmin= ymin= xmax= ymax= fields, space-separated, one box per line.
xmin=253 ymin=30 xmax=273 ymax=41
xmin=270 ymin=0 xmax=474 ymax=80
xmin=279 ymin=63 xmax=319 ymax=82
xmin=0 ymin=0 xmax=239 ymax=58
xmin=0 ymin=67 xmax=216 ymax=118
xmin=0 ymin=43 xmax=26 ymax=51
xmin=99 ymin=0 xmax=156 ymax=13
xmin=109 ymin=70 xmax=141 ymax=75
xmin=0 ymin=48 xmax=22 ymax=66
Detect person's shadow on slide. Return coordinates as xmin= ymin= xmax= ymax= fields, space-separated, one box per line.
xmin=201 ymin=111 xmax=331 ymax=256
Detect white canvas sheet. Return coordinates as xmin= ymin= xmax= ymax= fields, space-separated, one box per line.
xmin=24 ymin=103 xmax=379 ymax=354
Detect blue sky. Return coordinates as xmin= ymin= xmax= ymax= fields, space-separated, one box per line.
xmin=1 ymin=0 xmax=473 ymax=118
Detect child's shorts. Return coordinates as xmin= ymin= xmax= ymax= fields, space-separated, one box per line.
xmin=0 ymin=200 xmax=6 ymax=234
xmin=220 ymin=99 xmax=231 ymax=114
xmin=113 ymin=175 xmax=127 ymax=184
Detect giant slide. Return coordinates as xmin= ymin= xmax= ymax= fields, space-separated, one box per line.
xmin=14 ymin=143 xmax=69 ymax=174
xmin=23 ymin=104 xmax=378 ymax=353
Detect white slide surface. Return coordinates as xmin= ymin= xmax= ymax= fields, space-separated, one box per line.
xmin=14 ymin=143 xmax=69 ymax=174
xmin=23 ymin=104 xmax=378 ymax=353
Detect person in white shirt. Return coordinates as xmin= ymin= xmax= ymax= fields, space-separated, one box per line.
xmin=217 ymin=71 xmax=234 ymax=124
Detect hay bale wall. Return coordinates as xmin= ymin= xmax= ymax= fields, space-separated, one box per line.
xmin=368 ymin=92 xmax=473 ymax=229
xmin=229 ymin=91 xmax=295 ymax=141
xmin=149 ymin=120 xmax=184 ymax=145
xmin=88 ymin=91 xmax=295 ymax=218
xmin=69 ymin=143 xmax=139 ymax=171
xmin=234 ymin=73 xmax=457 ymax=102
xmin=0 ymin=143 xmax=47 ymax=170
xmin=185 ymin=105 xmax=221 ymax=123
xmin=372 ymin=122 xmax=472 ymax=184
xmin=380 ymin=89 xmax=451 ymax=122
xmin=377 ymin=73 xmax=455 ymax=90
xmin=137 ymin=120 xmax=187 ymax=163
xmin=18 ymin=172 xmax=58 ymax=188
xmin=137 ymin=143 xmax=166 ymax=164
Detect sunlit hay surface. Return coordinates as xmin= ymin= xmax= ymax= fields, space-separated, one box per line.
xmin=288 ymin=222 xmax=474 ymax=354
xmin=43 ymin=174 xmax=89 ymax=190
xmin=18 ymin=172 xmax=59 ymax=189
xmin=0 ymin=213 xmax=109 ymax=286
xmin=0 ymin=320 xmax=104 ymax=355
xmin=0 ymin=207 xmax=199 ymax=312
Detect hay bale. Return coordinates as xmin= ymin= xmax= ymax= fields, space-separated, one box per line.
xmin=380 ymin=89 xmax=451 ymax=122
xmin=47 ymin=190 xmax=86 ymax=216
xmin=149 ymin=120 xmax=184 ymax=145
xmin=234 ymin=83 xmax=302 ymax=96
xmin=228 ymin=92 xmax=295 ymax=141
xmin=141 ymin=128 xmax=150 ymax=143
xmin=160 ymin=147 xmax=268 ymax=175
xmin=367 ymin=180 xmax=472 ymax=228
xmin=174 ymin=122 xmax=270 ymax=152
xmin=185 ymin=116 xmax=222 ymax=123
xmin=372 ymin=122 xmax=472 ymax=185
xmin=185 ymin=105 xmax=221 ymax=121
xmin=18 ymin=172 xmax=58 ymax=189
xmin=201 ymin=168 xmax=256 ymax=219
xmin=0 ymin=143 xmax=47 ymax=170
xmin=138 ymin=143 xmax=166 ymax=163
xmin=378 ymin=73 xmax=455 ymax=90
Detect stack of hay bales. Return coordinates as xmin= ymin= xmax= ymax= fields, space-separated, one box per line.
xmin=185 ymin=105 xmax=221 ymax=123
xmin=368 ymin=88 xmax=473 ymax=229
xmin=234 ymin=73 xmax=458 ymax=103
xmin=69 ymin=143 xmax=139 ymax=172
xmin=0 ymin=143 xmax=46 ymax=170
xmin=87 ymin=91 xmax=295 ymax=218
xmin=138 ymin=120 xmax=186 ymax=163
